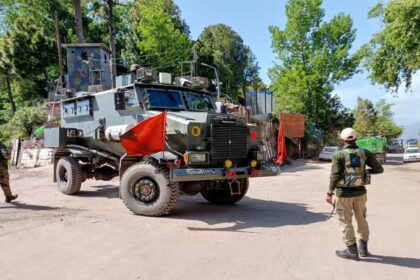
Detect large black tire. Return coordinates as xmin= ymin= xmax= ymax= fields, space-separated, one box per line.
xmin=201 ymin=178 xmax=249 ymax=205
xmin=120 ymin=162 xmax=180 ymax=216
xmin=56 ymin=156 xmax=82 ymax=195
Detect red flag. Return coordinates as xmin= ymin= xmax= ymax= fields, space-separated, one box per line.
xmin=120 ymin=111 xmax=167 ymax=156
xmin=275 ymin=121 xmax=287 ymax=165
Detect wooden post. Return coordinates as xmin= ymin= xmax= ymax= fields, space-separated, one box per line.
xmin=107 ymin=0 xmax=117 ymax=88
xmin=299 ymin=138 xmax=302 ymax=158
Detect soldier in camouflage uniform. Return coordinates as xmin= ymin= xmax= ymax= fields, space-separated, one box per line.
xmin=0 ymin=141 xmax=18 ymax=203
xmin=326 ymin=128 xmax=383 ymax=261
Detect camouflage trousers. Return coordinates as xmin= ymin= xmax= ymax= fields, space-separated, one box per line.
xmin=336 ymin=194 xmax=369 ymax=246
xmin=0 ymin=163 xmax=12 ymax=197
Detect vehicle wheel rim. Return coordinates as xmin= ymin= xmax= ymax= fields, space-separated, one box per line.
xmin=132 ymin=178 xmax=159 ymax=203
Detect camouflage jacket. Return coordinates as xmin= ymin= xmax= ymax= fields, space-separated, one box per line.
xmin=329 ymin=143 xmax=384 ymax=197
xmin=0 ymin=141 xmax=10 ymax=165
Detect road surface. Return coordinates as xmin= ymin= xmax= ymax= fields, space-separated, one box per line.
xmin=1 ymin=154 xmax=419 ymax=279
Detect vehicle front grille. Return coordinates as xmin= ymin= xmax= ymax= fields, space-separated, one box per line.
xmin=211 ymin=124 xmax=248 ymax=159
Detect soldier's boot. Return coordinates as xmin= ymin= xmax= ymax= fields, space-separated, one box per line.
xmin=358 ymin=239 xmax=369 ymax=257
xmin=335 ymin=243 xmax=359 ymax=261
xmin=5 ymin=194 xmax=18 ymax=203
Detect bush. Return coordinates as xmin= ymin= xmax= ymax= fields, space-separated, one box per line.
xmin=0 ymin=106 xmax=47 ymax=144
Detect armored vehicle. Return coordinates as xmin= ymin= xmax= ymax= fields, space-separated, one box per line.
xmin=44 ymin=44 xmax=280 ymax=216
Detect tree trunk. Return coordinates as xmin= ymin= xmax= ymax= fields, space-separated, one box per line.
xmin=107 ymin=0 xmax=117 ymax=88
xmin=73 ymin=0 xmax=84 ymax=43
xmin=5 ymin=75 xmax=16 ymax=113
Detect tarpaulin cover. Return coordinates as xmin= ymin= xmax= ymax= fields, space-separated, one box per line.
xmin=120 ymin=111 xmax=167 ymax=156
xmin=356 ymin=137 xmax=387 ymax=153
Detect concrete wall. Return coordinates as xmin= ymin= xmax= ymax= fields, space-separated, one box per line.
xmin=20 ymin=148 xmax=54 ymax=168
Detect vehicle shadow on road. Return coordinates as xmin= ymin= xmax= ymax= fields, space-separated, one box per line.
xmin=362 ymin=254 xmax=420 ymax=268
xmin=172 ymin=197 xmax=328 ymax=232
xmin=2 ymin=202 xmax=60 ymax=211
xmin=77 ymin=185 xmax=119 ymax=199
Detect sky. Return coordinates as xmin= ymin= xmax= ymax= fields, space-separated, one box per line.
xmin=175 ymin=0 xmax=420 ymax=140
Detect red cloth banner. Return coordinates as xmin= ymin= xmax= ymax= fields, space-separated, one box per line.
xmin=275 ymin=122 xmax=287 ymax=165
xmin=120 ymin=111 xmax=167 ymax=156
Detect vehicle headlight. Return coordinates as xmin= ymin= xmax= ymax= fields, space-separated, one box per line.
xmin=224 ymin=160 xmax=233 ymax=169
xmin=250 ymin=160 xmax=257 ymax=168
xmin=188 ymin=152 xmax=208 ymax=163
xmin=255 ymin=151 xmax=266 ymax=161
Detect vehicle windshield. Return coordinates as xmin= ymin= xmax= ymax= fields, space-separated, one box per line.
xmin=405 ymin=149 xmax=419 ymax=154
xmin=147 ymin=89 xmax=185 ymax=110
xmin=186 ymin=93 xmax=215 ymax=112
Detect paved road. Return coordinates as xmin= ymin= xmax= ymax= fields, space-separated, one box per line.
xmin=1 ymin=154 xmax=419 ymax=280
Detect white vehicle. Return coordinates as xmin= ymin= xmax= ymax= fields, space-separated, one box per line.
xmin=319 ymin=146 xmax=341 ymax=161
xmin=403 ymin=147 xmax=420 ymax=163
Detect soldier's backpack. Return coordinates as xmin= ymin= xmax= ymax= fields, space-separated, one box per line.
xmin=339 ymin=148 xmax=370 ymax=188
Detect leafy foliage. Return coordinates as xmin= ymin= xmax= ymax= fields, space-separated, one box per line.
xmin=194 ymin=24 xmax=259 ymax=99
xmin=363 ymin=0 xmax=420 ymax=91
xmin=353 ymin=98 xmax=403 ymax=139
xmin=269 ymin=0 xmax=361 ymax=143
xmin=122 ymin=0 xmax=191 ymax=74
xmin=0 ymin=17 xmax=54 ymax=95
xmin=0 ymin=106 xmax=47 ymax=144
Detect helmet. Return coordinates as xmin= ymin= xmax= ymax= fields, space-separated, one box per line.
xmin=340 ymin=128 xmax=357 ymax=141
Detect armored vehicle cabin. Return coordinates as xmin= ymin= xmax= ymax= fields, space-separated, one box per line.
xmin=45 ymin=43 xmax=280 ymax=216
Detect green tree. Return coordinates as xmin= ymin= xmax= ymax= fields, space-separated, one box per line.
xmin=374 ymin=99 xmax=403 ymax=139
xmin=269 ymin=0 xmax=361 ymax=135
xmin=194 ymin=24 xmax=257 ymax=99
xmin=353 ymin=98 xmax=377 ymax=136
xmin=0 ymin=0 xmax=77 ymax=113
xmin=123 ymin=0 xmax=191 ymax=74
xmin=363 ymin=0 xmax=420 ymax=91
xmin=0 ymin=16 xmax=54 ymax=113
xmin=0 ymin=106 xmax=47 ymax=144
xmin=84 ymin=1 xmax=132 ymax=70
xmin=321 ymin=94 xmax=354 ymax=143
xmin=244 ymin=47 xmax=262 ymax=94
xmin=353 ymin=97 xmax=403 ymax=139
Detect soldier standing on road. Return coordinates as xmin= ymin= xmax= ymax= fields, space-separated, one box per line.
xmin=326 ymin=128 xmax=383 ymax=261
xmin=0 ymin=141 xmax=18 ymax=203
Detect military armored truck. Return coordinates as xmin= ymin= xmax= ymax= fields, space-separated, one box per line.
xmin=44 ymin=44 xmax=280 ymax=216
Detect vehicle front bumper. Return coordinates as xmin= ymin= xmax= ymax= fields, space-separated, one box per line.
xmin=403 ymin=157 xmax=420 ymax=162
xmin=319 ymin=153 xmax=333 ymax=160
xmin=170 ymin=164 xmax=281 ymax=182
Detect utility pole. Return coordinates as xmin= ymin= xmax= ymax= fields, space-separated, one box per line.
xmin=106 ymin=0 xmax=117 ymax=88
xmin=73 ymin=0 xmax=84 ymax=43
xmin=55 ymin=11 xmax=64 ymax=93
